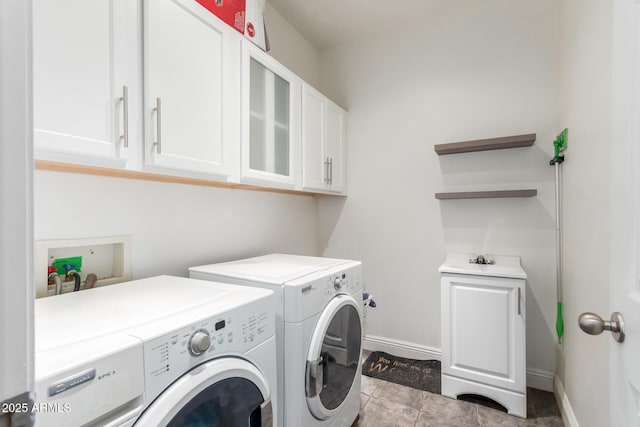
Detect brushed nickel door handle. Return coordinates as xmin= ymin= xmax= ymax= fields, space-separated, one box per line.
xmin=119 ymin=86 xmax=129 ymax=148
xmin=324 ymin=157 xmax=330 ymax=184
xmin=152 ymin=97 xmax=162 ymax=154
xmin=579 ymin=311 xmax=625 ymax=343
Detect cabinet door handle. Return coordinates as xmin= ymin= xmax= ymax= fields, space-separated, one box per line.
xmin=152 ymin=97 xmax=162 ymax=154
xmin=324 ymin=157 xmax=330 ymax=184
xmin=329 ymin=158 xmax=333 ymax=185
xmin=517 ymin=287 xmax=522 ymax=315
xmin=119 ymin=86 xmax=129 ymax=148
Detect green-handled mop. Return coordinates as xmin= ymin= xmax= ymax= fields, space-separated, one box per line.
xmin=550 ymin=129 xmax=568 ymax=344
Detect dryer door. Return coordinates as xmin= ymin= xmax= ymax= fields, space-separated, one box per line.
xmin=305 ymin=294 xmax=362 ymax=420
xmin=134 ymin=358 xmax=273 ymax=427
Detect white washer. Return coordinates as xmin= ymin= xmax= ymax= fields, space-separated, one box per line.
xmin=189 ymin=254 xmax=363 ymax=427
xmin=34 ymin=275 xmax=277 ymax=427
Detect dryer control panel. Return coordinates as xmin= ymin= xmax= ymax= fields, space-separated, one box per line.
xmin=284 ymin=261 xmax=363 ymax=322
xmin=128 ymin=292 xmax=275 ymax=405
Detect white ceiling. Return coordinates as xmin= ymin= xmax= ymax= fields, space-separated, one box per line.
xmin=266 ymin=0 xmax=440 ymax=51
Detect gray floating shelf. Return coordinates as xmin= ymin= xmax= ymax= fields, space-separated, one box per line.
xmin=434 ymin=133 xmax=536 ymax=155
xmin=435 ymin=189 xmax=537 ymax=200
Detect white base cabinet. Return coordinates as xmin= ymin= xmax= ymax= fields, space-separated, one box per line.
xmin=441 ymin=272 xmax=527 ymax=418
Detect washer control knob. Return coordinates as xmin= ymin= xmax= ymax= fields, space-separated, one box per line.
xmin=189 ymin=330 xmax=211 ymax=356
xmin=334 ymin=277 xmax=343 ymax=290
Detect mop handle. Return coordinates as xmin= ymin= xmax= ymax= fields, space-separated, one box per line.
xmin=555 ymin=162 xmax=562 ymax=301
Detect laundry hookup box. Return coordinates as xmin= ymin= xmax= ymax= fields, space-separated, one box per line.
xmin=196 ymin=0 xmax=270 ymax=51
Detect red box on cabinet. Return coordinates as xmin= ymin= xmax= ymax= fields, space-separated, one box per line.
xmin=195 ymin=0 xmax=246 ymax=34
xmin=245 ymin=0 xmax=269 ymax=51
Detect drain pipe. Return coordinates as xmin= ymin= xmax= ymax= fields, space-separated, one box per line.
xmin=67 ymin=270 xmax=82 ymax=292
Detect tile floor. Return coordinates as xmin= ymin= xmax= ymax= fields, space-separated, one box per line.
xmin=353 ymin=353 xmax=564 ymax=427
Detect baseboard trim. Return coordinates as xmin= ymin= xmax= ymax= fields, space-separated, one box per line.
xmin=363 ymin=334 xmax=441 ymax=361
xmin=554 ymin=375 xmax=579 ymax=427
xmin=526 ymin=367 xmax=554 ymax=392
xmin=363 ymin=334 xmax=555 ymax=392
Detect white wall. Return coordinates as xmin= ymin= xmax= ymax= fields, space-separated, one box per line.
xmin=34 ymin=171 xmax=319 ymax=280
xmin=263 ymin=2 xmax=320 ymax=87
xmin=0 ymin=0 xmax=34 ymax=407
xmin=318 ymin=0 xmax=559 ymax=378
xmin=556 ymin=0 xmax=612 ymax=426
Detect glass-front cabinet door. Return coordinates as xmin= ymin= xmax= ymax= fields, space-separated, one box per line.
xmin=241 ymin=41 xmax=300 ymax=187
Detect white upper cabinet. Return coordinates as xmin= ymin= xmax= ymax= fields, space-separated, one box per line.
xmin=241 ymin=42 xmax=300 ymax=188
xmin=33 ymin=0 xmax=140 ymax=167
xmin=32 ymin=1 xmax=348 ymax=195
xmin=143 ymin=0 xmax=241 ymax=179
xmin=302 ymin=84 xmax=347 ymax=194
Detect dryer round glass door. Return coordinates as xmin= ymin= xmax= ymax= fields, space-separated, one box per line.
xmin=305 ymin=294 xmax=362 ymax=420
xmin=134 ymin=358 xmax=273 ymax=427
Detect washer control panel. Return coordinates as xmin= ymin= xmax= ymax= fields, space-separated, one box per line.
xmin=189 ymin=330 xmax=211 ymax=356
xmin=324 ymin=270 xmax=360 ymax=297
xmin=137 ymin=294 xmax=274 ymax=403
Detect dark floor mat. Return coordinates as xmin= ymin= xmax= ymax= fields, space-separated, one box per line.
xmin=362 ymin=351 xmax=441 ymax=394
xmin=362 ymin=351 xmax=563 ymax=418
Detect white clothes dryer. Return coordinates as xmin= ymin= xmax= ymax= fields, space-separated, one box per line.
xmin=189 ymin=254 xmax=363 ymax=427
xmin=34 ymin=275 xmax=277 ymax=427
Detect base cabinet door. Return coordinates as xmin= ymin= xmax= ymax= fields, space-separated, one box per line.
xmin=144 ymin=0 xmax=241 ymax=179
xmin=441 ymin=273 xmax=526 ymax=394
xmin=302 ymin=84 xmax=347 ymax=195
xmin=33 ymin=0 xmax=140 ymax=167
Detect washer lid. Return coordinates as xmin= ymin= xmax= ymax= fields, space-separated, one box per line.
xmin=189 ymin=253 xmax=353 ymax=285
xmin=439 ymin=253 xmax=527 ymax=279
xmin=35 ymin=275 xmax=272 ymax=352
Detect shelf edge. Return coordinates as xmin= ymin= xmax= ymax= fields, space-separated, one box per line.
xmin=435 ymin=189 xmax=538 ymax=199
xmin=434 ymin=133 xmax=536 ymax=155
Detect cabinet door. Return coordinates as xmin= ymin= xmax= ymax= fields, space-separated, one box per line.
xmin=242 ymin=42 xmax=300 ymax=187
xmin=441 ymin=273 xmax=526 ymax=393
xmin=302 ymin=84 xmax=347 ymax=194
xmin=301 ymin=84 xmax=327 ymax=191
xmin=324 ymin=100 xmax=347 ymax=193
xmin=144 ymin=0 xmax=240 ymax=178
xmin=33 ymin=0 xmax=139 ymax=167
